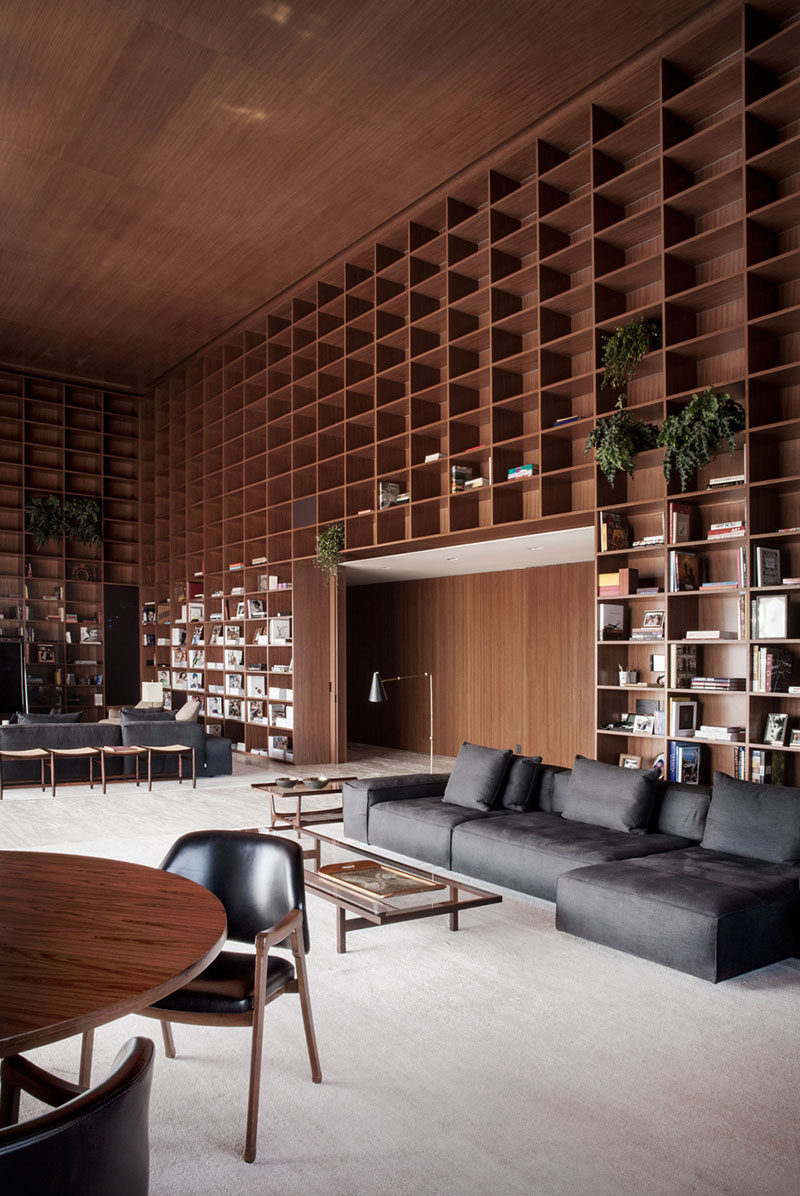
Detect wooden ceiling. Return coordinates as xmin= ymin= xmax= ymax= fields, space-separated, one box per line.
xmin=1 ymin=0 xmax=714 ymax=391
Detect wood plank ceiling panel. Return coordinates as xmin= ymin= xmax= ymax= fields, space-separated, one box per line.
xmin=0 ymin=0 xmax=713 ymax=389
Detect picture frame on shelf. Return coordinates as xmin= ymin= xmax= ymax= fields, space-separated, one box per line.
xmin=36 ymin=643 xmax=55 ymax=663
xmin=755 ymin=546 xmax=781 ymax=588
xmin=619 ymin=754 xmax=642 ymax=769
xmin=247 ymin=598 xmax=265 ymax=618
xmin=188 ymin=602 xmax=204 ymax=622
xmin=642 ymin=610 xmax=665 ymax=630
xmin=790 ymin=728 xmax=800 ymax=748
xmin=763 ymin=713 xmax=788 ymax=746
xmin=632 ymin=714 xmax=654 ymax=735
xmin=669 ymin=700 xmax=697 ymax=738
xmin=79 ymin=626 xmax=99 ymax=643
xmin=269 ymin=617 xmax=292 ymax=645
xmin=754 ymin=594 xmax=788 ymax=639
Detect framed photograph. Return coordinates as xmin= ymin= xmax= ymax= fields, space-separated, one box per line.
xmin=790 ymin=728 xmax=800 ymax=747
xmin=80 ymin=626 xmax=99 ymax=643
xmin=763 ymin=712 xmax=788 ymax=745
xmin=247 ymin=598 xmax=265 ymax=618
xmin=632 ymin=714 xmax=654 ymax=735
xmin=269 ymin=617 xmax=292 ymax=644
xmin=755 ymin=546 xmax=781 ymax=587
xmin=755 ymin=594 xmax=788 ymax=639
xmin=669 ymin=699 xmax=697 ymax=738
xmin=224 ymin=624 xmax=242 ymax=645
xmin=188 ymin=602 xmax=204 ymax=622
xmin=36 ymin=643 xmax=55 ymax=664
xmin=619 ymin=754 xmax=642 ymax=769
xmin=652 ymin=753 xmax=666 ymax=777
xmin=188 ymin=671 xmax=203 ymax=691
xmin=235 ymin=601 xmax=246 ymax=620
xmin=642 ymin=609 xmax=665 ymax=630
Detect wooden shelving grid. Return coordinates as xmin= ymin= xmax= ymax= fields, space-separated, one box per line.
xmin=0 ymin=373 xmax=141 ymax=720
xmin=138 ymin=0 xmax=800 ymax=767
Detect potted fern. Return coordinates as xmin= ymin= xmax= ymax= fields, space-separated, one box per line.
xmin=64 ymin=498 xmax=102 ymax=548
xmin=585 ymin=399 xmax=659 ymax=488
xmin=25 ymin=495 xmax=65 ymax=549
xmin=658 ymin=388 xmax=746 ymax=492
xmin=600 ymin=317 xmax=662 ymax=398
xmin=315 ymin=521 xmax=345 ymax=582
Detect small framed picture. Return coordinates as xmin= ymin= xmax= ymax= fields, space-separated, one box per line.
xmin=247 ymin=598 xmax=265 ymax=618
xmin=763 ymin=712 xmax=788 ymax=745
xmin=235 ymin=601 xmax=246 ymax=620
xmin=619 ymin=754 xmax=642 ymax=769
xmin=37 ymin=643 xmax=55 ymax=663
xmin=790 ymin=728 xmax=800 ymax=747
xmin=642 ymin=609 xmax=665 ymax=630
xmin=80 ymin=626 xmax=100 ymax=643
xmin=269 ymin=617 xmax=292 ymax=644
xmin=633 ymin=714 xmax=654 ymax=735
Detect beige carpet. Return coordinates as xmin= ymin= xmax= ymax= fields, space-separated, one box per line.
xmin=2 ymin=748 xmax=798 ymax=1196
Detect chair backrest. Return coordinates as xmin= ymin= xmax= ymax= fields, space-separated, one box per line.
xmin=0 ymin=1037 xmax=154 ymax=1196
xmin=160 ymin=830 xmax=310 ymax=951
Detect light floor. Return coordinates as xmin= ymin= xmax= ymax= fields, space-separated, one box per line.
xmin=1 ymin=746 xmax=798 ymax=1196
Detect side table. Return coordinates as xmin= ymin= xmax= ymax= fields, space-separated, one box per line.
xmin=250 ymin=777 xmax=357 ymax=834
xmin=144 ymin=744 xmax=196 ymax=790
xmin=100 ymin=745 xmax=149 ymax=793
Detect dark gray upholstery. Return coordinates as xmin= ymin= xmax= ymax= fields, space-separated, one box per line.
xmin=653 ymin=781 xmax=711 ymax=840
xmin=369 ymin=797 xmax=495 ymax=868
xmin=342 ymin=774 xmax=450 ymax=843
xmin=120 ymin=708 xmax=175 ymax=724
xmin=499 ymin=755 xmax=542 ymax=811
xmin=532 ymin=764 xmax=569 ymax=813
xmin=550 ymin=768 xmax=572 ymax=813
xmin=16 ymin=712 xmax=82 ymax=724
xmin=451 ymin=812 xmax=691 ymax=900
xmin=702 ymin=772 xmax=800 ymax=864
xmin=561 ymin=756 xmax=659 ymax=832
xmin=443 ymin=742 xmax=512 ymax=809
xmin=556 ymin=847 xmax=800 ymax=982
xmin=0 ymin=721 xmax=232 ymax=781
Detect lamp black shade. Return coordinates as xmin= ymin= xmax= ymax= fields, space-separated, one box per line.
xmin=368 ymin=671 xmax=388 ymax=703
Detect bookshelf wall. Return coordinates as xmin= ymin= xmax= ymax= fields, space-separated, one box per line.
xmin=0 ymin=370 xmax=141 ymax=719
xmin=140 ymin=0 xmax=800 ymax=768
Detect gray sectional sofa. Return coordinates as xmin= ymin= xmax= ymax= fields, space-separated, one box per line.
xmin=0 ymin=716 xmax=232 ymax=785
xmin=342 ymin=746 xmax=800 ymax=982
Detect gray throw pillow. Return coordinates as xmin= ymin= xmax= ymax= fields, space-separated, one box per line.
xmin=702 ymin=772 xmax=800 ymax=865
xmin=443 ymin=742 xmax=512 ymax=810
xmin=120 ymin=708 xmax=175 ymax=724
xmin=499 ymin=755 xmax=543 ymax=811
xmin=16 ymin=711 xmax=82 ymax=724
xmin=561 ymin=755 xmax=659 ymax=832
xmin=550 ymin=769 xmax=572 ymax=814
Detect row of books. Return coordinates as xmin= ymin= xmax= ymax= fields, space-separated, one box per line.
xmin=751 ymin=646 xmax=791 ymax=693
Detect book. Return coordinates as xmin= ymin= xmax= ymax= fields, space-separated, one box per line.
xmin=670 ymin=643 xmax=697 ymax=689
xmin=668 ymin=501 xmax=692 ymax=543
xmin=599 ymin=511 xmax=629 ymax=552
xmin=685 ymin=629 xmax=737 ymax=639
xmin=669 ymin=551 xmax=699 ymax=592
xmin=755 ymin=546 xmax=781 ymax=587
xmin=676 ymin=743 xmax=701 ymax=784
xmin=598 ymin=603 xmax=625 ymax=640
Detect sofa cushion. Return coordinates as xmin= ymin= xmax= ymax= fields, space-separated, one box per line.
xmin=653 ymin=781 xmax=711 ymax=840
xmin=120 ymin=707 xmax=175 ymax=724
xmin=499 ymin=755 xmax=543 ymax=811
xmin=443 ymin=742 xmax=512 ymax=810
xmin=451 ymin=811 xmax=691 ymax=901
xmin=343 ymin=774 xmax=450 ymax=843
xmin=550 ymin=768 xmax=572 ymax=814
xmin=562 ymin=756 xmax=658 ymax=832
xmin=369 ymin=797 xmax=496 ymax=868
xmin=16 ymin=711 xmax=81 ymax=724
xmin=702 ymin=772 xmax=800 ymax=865
xmin=555 ymin=846 xmax=800 ymax=982
xmin=175 ymin=698 xmax=201 ymax=723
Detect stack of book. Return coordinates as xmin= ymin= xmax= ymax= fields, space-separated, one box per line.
xmin=685 ymin=629 xmax=737 ymax=640
xmin=694 ymin=724 xmax=745 ymax=742
xmin=707 ymin=519 xmax=745 ymax=540
xmin=599 ymin=511 xmax=629 ymax=551
xmin=506 ymin=464 xmax=538 ymax=480
xmin=450 ymin=464 xmax=474 ymax=492
xmin=668 ymin=742 xmax=701 ymax=783
xmin=690 ymin=676 xmax=746 ymax=691
xmin=631 ymin=624 xmax=664 ymax=640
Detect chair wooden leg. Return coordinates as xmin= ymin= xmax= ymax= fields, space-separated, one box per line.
xmin=161 ymin=1019 xmax=176 ymax=1058
xmin=148 ymin=750 xmax=153 ymax=792
xmin=50 ymin=751 xmax=56 ymax=797
xmin=293 ymin=939 xmax=322 ymax=1084
xmin=79 ymin=1028 xmax=94 ymax=1087
xmin=244 ymin=945 xmax=270 ymax=1162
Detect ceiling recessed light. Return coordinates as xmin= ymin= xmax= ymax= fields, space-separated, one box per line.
xmin=527 ymin=546 xmax=543 ymax=551
xmin=445 ymin=556 xmax=459 ymax=561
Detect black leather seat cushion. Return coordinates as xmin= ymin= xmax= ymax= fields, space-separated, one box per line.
xmin=151 ymin=949 xmax=295 ymax=1016
xmin=450 ymin=811 xmax=692 ymax=901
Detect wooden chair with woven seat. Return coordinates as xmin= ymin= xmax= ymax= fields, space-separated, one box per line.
xmin=48 ymin=746 xmax=100 ymax=796
xmin=139 ymin=830 xmax=321 ymax=1163
xmin=143 ymin=743 xmax=196 ymax=789
xmin=0 ymin=1037 xmax=155 ymax=1196
xmin=0 ymin=748 xmax=51 ymax=798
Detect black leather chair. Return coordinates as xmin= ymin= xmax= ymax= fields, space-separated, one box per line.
xmin=140 ymin=830 xmax=321 ymax=1163
xmin=0 ymin=1036 xmax=154 ymax=1196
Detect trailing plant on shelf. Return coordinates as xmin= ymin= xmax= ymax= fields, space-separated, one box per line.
xmin=315 ymin=520 xmax=345 ymax=582
xmin=585 ymin=397 xmax=659 ymax=488
xmin=658 ymin=388 xmax=746 ymax=492
xmin=600 ymin=317 xmax=662 ymax=398
xmin=64 ymin=497 xmax=102 ymax=548
xmin=25 ymin=495 xmax=65 ymax=549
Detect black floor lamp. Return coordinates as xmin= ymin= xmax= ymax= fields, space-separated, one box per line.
xmin=368 ymin=670 xmax=434 ymax=773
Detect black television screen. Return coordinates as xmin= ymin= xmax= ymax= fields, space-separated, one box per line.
xmin=0 ymin=639 xmax=25 ymax=718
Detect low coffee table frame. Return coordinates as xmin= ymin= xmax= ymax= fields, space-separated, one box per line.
xmin=300 ymin=827 xmax=502 ymax=953
xmin=250 ymin=777 xmax=357 ymax=833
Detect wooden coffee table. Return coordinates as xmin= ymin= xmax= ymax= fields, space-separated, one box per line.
xmin=301 ymin=828 xmax=502 ymax=953
xmin=250 ymin=776 xmax=357 ymax=833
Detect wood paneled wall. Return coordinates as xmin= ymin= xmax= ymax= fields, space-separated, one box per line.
xmin=346 ymin=561 xmax=594 ymax=766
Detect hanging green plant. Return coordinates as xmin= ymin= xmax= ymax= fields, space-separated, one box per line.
xmin=315 ymin=520 xmax=345 ymax=582
xmin=64 ymin=497 xmax=102 ymax=547
xmin=585 ymin=398 xmax=659 ymax=487
xmin=658 ymin=388 xmax=746 ymax=492
xmin=600 ymin=317 xmax=662 ymax=398
xmin=25 ymin=495 xmax=65 ymax=549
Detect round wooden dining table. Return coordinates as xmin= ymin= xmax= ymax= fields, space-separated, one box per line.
xmin=0 ymin=851 xmax=227 ymax=1059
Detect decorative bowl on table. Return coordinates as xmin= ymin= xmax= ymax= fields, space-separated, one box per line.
xmin=302 ymin=776 xmax=328 ymax=790
xmin=273 ymin=776 xmax=299 ymax=787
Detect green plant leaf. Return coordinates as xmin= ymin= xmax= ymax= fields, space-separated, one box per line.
xmin=657 ymin=388 xmax=745 ymax=491
xmin=315 ymin=521 xmax=345 ymax=581
xmin=25 ymin=495 xmax=65 ymax=549
xmin=600 ymin=318 xmax=662 ymax=394
xmin=585 ymin=399 xmax=659 ymax=487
